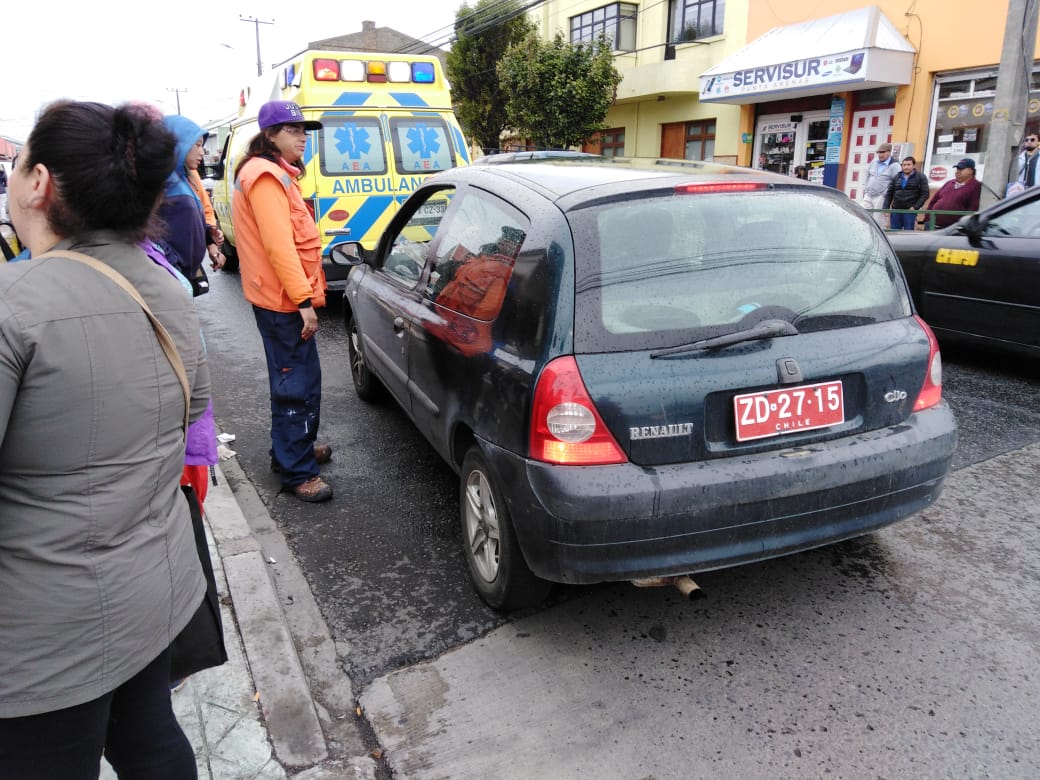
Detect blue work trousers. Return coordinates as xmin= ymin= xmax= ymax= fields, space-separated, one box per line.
xmin=252 ymin=306 xmax=322 ymax=487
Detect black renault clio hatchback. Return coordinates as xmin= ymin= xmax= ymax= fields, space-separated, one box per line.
xmin=334 ymin=158 xmax=957 ymax=610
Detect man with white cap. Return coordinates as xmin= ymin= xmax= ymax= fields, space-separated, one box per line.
xmin=861 ymin=142 xmax=900 ymax=226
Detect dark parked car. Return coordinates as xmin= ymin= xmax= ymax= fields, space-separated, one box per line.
xmin=887 ymin=185 xmax=1040 ymax=357
xmin=332 ymin=158 xmax=958 ymax=610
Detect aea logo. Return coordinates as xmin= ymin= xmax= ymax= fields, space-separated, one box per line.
xmin=335 ymin=125 xmax=372 ymax=158
xmin=406 ymin=124 xmax=441 ymax=158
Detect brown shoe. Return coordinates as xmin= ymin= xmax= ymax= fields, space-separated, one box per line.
xmin=271 ymin=443 xmax=332 ymax=474
xmin=293 ymin=477 xmax=333 ymax=503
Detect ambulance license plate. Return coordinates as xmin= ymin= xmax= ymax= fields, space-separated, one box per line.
xmin=733 ymin=380 xmax=844 ymax=442
xmin=413 ymin=200 xmax=448 ymax=225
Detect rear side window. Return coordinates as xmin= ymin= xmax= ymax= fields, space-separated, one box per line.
xmin=319 ymin=116 xmax=387 ymax=175
xmin=570 ymin=190 xmax=912 ymax=352
xmin=424 ymin=189 xmax=528 ymax=321
xmin=390 ymin=117 xmax=457 ymax=175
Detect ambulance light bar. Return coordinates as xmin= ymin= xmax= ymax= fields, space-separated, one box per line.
xmin=311 ymin=59 xmax=438 ymax=85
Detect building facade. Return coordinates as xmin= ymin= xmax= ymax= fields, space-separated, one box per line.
xmin=532 ymin=1 xmax=1040 ymax=196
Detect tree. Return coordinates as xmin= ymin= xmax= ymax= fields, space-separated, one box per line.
xmin=446 ymin=0 xmax=536 ymax=154
xmin=498 ymin=32 xmax=622 ymax=150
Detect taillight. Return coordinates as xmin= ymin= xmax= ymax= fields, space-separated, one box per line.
xmin=913 ymin=315 xmax=943 ymax=411
xmin=529 ymin=357 xmax=627 ymax=465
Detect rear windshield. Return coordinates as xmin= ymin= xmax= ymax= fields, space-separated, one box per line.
xmin=569 ymin=190 xmax=912 ymax=352
xmin=317 ymin=115 xmax=458 ymax=177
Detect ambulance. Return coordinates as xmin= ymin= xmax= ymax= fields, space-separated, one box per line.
xmin=208 ymin=49 xmax=471 ymax=289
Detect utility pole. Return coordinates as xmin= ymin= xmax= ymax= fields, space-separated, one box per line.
xmin=166 ymin=87 xmax=188 ymax=115
xmin=981 ymin=0 xmax=1039 ymax=207
xmin=240 ymin=15 xmax=274 ymax=77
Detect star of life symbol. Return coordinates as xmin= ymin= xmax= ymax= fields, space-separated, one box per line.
xmin=336 ymin=125 xmax=372 ymax=158
xmin=406 ymin=124 xmax=441 ymax=158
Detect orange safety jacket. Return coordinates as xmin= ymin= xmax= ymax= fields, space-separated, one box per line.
xmin=232 ymin=156 xmax=326 ymax=311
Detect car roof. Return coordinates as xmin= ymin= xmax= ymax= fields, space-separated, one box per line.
xmin=472 ymin=150 xmax=605 ymax=164
xmin=440 ymin=157 xmax=825 ymax=210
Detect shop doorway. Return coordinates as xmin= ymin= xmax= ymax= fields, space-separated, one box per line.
xmin=844 ymin=109 xmax=895 ymax=199
xmin=754 ymin=111 xmax=830 ymax=181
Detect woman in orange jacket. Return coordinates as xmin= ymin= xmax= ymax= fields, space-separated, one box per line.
xmin=231 ymin=101 xmax=332 ymax=502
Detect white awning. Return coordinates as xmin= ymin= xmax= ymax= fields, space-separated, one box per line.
xmin=698 ymin=6 xmax=915 ymax=104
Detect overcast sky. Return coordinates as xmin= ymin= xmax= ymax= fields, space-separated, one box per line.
xmin=0 ymin=3 xmax=462 ymax=142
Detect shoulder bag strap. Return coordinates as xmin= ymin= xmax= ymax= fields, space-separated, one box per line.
xmin=37 ymin=249 xmax=190 ymax=434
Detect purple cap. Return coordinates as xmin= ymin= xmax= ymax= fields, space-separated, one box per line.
xmin=257 ymin=101 xmax=322 ymax=131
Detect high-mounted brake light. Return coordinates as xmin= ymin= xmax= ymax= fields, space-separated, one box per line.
xmin=912 ymin=315 xmax=943 ymax=411
xmin=313 ymin=59 xmax=339 ymax=81
xmin=674 ymin=182 xmax=768 ymax=194
xmin=529 ymin=356 xmax=627 ymax=466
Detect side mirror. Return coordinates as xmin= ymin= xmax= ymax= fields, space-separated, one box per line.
xmin=956 ymin=213 xmax=983 ymax=236
xmin=329 ymin=242 xmax=368 ymax=267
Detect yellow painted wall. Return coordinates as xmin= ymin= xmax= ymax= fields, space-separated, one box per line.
xmin=532 ymin=0 xmax=751 ymax=159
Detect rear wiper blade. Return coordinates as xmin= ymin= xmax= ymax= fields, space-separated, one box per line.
xmin=650 ymin=319 xmax=799 ymax=358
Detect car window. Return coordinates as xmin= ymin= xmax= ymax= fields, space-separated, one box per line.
xmin=423 ymin=190 xmax=528 ymax=321
xmin=984 ymin=197 xmax=1040 ymax=237
xmin=571 ymin=190 xmax=911 ymax=352
xmin=319 ymin=116 xmax=387 ymax=176
xmin=389 ymin=117 xmax=457 ymax=175
xmin=381 ymin=188 xmax=455 ymax=286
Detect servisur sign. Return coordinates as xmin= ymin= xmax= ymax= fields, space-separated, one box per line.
xmin=699 ymin=50 xmax=868 ymax=103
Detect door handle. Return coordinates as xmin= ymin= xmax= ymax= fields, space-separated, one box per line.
xmin=393 ymin=316 xmax=406 ymax=335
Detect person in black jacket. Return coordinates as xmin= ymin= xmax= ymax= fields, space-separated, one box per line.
xmin=883 ymin=156 xmax=930 ymax=230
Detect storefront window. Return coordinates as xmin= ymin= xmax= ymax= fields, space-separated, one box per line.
xmin=929 ymin=72 xmax=1008 ymax=176
xmin=758 ymin=121 xmax=797 ymax=174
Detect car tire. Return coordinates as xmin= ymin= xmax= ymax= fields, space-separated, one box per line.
xmin=460 ymin=446 xmax=551 ymax=611
xmin=347 ymin=315 xmax=384 ymax=402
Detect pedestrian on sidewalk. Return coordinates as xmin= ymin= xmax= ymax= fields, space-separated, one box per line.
xmin=883 ymin=156 xmax=930 ymax=230
xmin=0 ymin=100 xmax=208 ymax=778
xmin=231 ymin=100 xmax=333 ymax=503
xmin=920 ymin=158 xmax=982 ymax=229
xmin=861 ymin=142 xmax=900 ymax=227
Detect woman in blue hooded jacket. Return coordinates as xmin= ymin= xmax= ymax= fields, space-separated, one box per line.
xmin=159 ymin=114 xmax=210 ymax=291
xmin=157 ymin=113 xmax=219 ymax=506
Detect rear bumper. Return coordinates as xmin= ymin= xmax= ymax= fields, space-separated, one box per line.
xmin=482 ymin=404 xmax=957 ymax=584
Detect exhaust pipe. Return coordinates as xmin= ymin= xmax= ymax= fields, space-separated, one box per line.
xmin=631 ymin=574 xmax=703 ymax=600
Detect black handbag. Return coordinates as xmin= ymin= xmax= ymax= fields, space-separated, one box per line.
xmin=170 ymin=485 xmax=228 ymax=680
xmin=190 ymin=265 xmax=210 ymax=297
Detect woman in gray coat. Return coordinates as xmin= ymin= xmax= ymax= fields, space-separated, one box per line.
xmin=0 ymin=101 xmax=209 ymax=778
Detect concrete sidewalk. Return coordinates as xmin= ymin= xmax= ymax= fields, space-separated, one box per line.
xmin=101 ymin=459 xmax=377 ymax=780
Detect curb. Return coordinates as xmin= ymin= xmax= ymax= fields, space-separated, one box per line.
xmin=209 ymin=455 xmax=378 ymax=777
xmin=205 ymin=462 xmax=328 ymax=767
